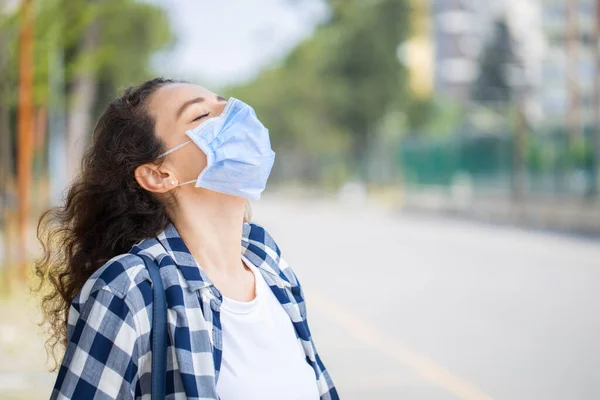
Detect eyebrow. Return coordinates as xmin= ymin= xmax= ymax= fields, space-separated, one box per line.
xmin=176 ymin=97 xmax=205 ymax=119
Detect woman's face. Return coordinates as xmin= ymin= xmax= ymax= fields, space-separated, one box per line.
xmin=147 ymin=83 xmax=228 ymax=188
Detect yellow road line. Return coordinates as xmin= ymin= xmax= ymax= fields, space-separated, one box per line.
xmin=307 ymin=289 xmax=495 ymax=400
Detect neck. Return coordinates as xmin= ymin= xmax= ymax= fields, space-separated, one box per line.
xmin=169 ymin=188 xmax=247 ymax=278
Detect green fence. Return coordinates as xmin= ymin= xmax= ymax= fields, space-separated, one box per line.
xmin=399 ymin=128 xmax=596 ymax=196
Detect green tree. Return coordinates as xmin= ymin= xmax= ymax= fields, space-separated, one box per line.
xmin=230 ymin=0 xmax=413 ymax=182
xmin=3 ymin=0 xmax=173 ymax=179
xmin=471 ymin=17 xmax=515 ymax=111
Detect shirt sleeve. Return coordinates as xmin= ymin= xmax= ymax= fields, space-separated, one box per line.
xmin=51 ymin=288 xmax=140 ymax=400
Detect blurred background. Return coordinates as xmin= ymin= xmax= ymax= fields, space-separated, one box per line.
xmin=1 ymin=0 xmax=600 ymax=399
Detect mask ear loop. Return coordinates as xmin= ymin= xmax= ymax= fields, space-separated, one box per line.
xmin=157 ymin=140 xmax=192 ymax=159
xmin=158 ymin=140 xmax=196 ymax=187
xmin=175 ymin=179 xmax=197 ymax=187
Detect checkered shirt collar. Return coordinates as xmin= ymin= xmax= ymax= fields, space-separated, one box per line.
xmin=154 ymin=221 xmax=291 ymax=292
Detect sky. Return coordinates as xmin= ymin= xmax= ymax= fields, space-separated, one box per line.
xmin=149 ymin=0 xmax=328 ymax=89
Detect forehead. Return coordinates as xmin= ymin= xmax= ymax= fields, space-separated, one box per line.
xmin=148 ymin=83 xmax=215 ymax=123
xmin=148 ymin=83 xmax=217 ymax=147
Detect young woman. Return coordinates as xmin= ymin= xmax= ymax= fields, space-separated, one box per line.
xmin=37 ymin=78 xmax=339 ymax=399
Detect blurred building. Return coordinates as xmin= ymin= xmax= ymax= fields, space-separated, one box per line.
xmin=504 ymin=0 xmax=544 ymax=125
xmin=430 ymin=0 xmax=490 ymax=103
xmin=430 ymin=0 xmax=596 ymax=129
xmin=541 ymin=0 xmax=595 ymax=127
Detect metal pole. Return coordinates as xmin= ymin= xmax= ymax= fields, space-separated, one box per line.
xmin=593 ymin=0 xmax=600 ymax=198
xmin=0 ymin=29 xmax=13 ymax=294
xmin=48 ymin=47 xmax=67 ymax=207
xmin=566 ymin=0 xmax=580 ymax=145
xmin=17 ymin=0 xmax=34 ymax=282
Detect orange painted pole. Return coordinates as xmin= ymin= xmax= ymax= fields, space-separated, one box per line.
xmin=17 ymin=0 xmax=34 ymax=282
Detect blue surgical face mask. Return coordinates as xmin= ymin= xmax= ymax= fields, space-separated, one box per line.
xmin=157 ymin=97 xmax=276 ymax=200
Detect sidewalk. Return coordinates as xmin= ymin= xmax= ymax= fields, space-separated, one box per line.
xmin=401 ymin=185 xmax=600 ymax=237
xmin=0 ymin=287 xmax=56 ymax=400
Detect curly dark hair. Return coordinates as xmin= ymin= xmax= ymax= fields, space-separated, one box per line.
xmin=35 ymin=77 xmax=177 ymax=366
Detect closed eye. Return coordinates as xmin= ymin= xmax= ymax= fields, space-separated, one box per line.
xmin=192 ymin=112 xmax=210 ymax=122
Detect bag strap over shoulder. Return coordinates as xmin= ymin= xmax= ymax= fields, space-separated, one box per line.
xmin=139 ymin=254 xmax=167 ymax=399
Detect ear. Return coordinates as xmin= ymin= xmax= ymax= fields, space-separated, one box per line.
xmin=134 ymin=163 xmax=178 ymax=193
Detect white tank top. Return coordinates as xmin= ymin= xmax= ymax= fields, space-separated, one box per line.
xmin=215 ymin=257 xmax=320 ymax=400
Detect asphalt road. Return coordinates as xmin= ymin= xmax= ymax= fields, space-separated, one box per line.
xmin=254 ymin=192 xmax=600 ymax=400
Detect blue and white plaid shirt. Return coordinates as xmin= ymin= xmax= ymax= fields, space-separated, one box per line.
xmin=51 ymin=221 xmax=339 ymax=399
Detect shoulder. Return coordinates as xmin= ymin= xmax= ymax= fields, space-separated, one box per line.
xmin=247 ymin=221 xmax=301 ymax=288
xmin=247 ymin=221 xmax=281 ymax=257
xmin=72 ymin=253 xmax=150 ymax=314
